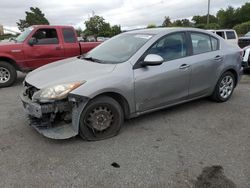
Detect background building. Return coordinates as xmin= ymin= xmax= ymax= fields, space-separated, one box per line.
xmin=0 ymin=24 xmax=4 ymax=35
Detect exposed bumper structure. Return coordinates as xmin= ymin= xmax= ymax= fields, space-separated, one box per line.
xmin=21 ymin=91 xmax=89 ymax=139
xmin=242 ymin=48 xmax=250 ymax=70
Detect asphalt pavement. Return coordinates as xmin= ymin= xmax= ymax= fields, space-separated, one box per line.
xmin=0 ymin=72 xmax=249 ymax=188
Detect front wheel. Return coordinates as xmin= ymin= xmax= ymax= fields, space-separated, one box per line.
xmin=0 ymin=61 xmax=17 ymax=88
xmin=211 ymin=72 xmax=235 ymax=102
xmin=79 ymin=96 xmax=124 ymax=141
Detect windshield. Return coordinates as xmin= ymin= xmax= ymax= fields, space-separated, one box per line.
xmin=16 ymin=27 xmax=33 ymax=42
xmin=84 ymin=33 xmax=153 ymax=64
xmin=245 ymin=32 xmax=250 ymax=37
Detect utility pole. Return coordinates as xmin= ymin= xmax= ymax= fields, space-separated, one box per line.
xmin=207 ymin=0 xmax=211 ymax=26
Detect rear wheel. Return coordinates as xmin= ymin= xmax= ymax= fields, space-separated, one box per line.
xmin=79 ymin=96 xmax=124 ymax=141
xmin=0 ymin=61 xmax=17 ymax=87
xmin=211 ymin=71 xmax=235 ymax=102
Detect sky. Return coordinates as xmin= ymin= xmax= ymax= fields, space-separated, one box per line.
xmin=0 ymin=0 xmax=249 ymax=32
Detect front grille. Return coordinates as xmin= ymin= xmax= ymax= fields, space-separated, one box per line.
xmin=238 ymin=39 xmax=250 ymax=48
xmin=24 ymin=82 xmax=39 ymax=100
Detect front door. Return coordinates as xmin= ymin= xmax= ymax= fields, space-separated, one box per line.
xmin=134 ymin=32 xmax=191 ymax=112
xmin=24 ymin=28 xmax=64 ymax=69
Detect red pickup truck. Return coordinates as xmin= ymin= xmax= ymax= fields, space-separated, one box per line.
xmin=0 ymin=25 xmax=101 ymax=87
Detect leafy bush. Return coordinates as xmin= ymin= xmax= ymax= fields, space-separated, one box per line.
xmin=205 ymin=23 xmax=220 ymax=29
xmin=233 ymin=21 xmax=250 ymax=35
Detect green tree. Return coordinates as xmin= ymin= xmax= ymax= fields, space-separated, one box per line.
xmin=75 ymin=28 xmax=83 ymax=37
xmin=217 ymin=6 xmax=237 ymax=28
xmin=192 ymin=15 xmax=218 ymax=25
xmin=84 ymin=15 xmax=112 ymax=38
xmin=172 ymin=19 xmax=192 ymax=27
xmin=172 ymin=20 xmax=182 ymax=27
xmin=181 ymin=19 xmax=192 ymax=27
xmin=162 ymin=16 xmax=172 ymax=27
xmin=110 ymin=25 xmax=121 ymax=36
xmin=17 ymin=7 xmax=49 ymax=31
xmin=235 ymin=3 xmax=250 ymax=24
xmin=147 ymin=24 xmax=157 ymax=28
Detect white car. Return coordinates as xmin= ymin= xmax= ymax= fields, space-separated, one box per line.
xmin=242 ymin=45 xmax=250 ymax=70
xmin=208 ymin=29 xmax=238 ymax=46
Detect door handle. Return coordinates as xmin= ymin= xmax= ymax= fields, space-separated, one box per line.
xmin=214 ymin=55 xmax=223 ymax=61
xmin=55 ymin=46 xmax=61 ymax=50
xmin=179 ymin=64 xmax=190 ymax=69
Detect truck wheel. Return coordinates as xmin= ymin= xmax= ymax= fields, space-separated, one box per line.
xmin=0 ymin=61 xmax=17 ymax=87
xmin=211 ymin=71 xmax=235 ymax=102
xmin=79 ymin=96 xmax=124 ymax=141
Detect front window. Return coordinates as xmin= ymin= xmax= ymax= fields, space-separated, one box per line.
xmin=83 ymin=33 xmax=153 ymax=64
xmin=146 ymin=32 xmax=187 ymax=61
xmin=16 ymin=27 xmax=33 ymax=42
xmin=31 ymin=28 xmax=59 ymax=45
xmin=216 ymin=31 xmax=225 ymax=39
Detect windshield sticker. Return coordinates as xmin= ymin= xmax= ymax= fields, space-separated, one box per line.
xmin=134 ymin=35 xmax=152 ymax=40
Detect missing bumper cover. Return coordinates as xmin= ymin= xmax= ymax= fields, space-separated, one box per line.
xmin=21 ymin=93 xmax=89 ymax=139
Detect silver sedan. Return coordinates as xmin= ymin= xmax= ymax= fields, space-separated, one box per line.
xmin=21 ymin=28 xmax=243 ymax=140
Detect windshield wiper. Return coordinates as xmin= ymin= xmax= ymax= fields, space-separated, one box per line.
xmin=81 ymin=56 xmax=103 ymax=63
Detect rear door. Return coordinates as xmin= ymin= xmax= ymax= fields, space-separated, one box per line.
xmin=187 ymin=32 xmax=222 ymax=98
xmin=24 ymin=28 xmax=65 ymax=68
xmin=134 ymin=32 xmax=191 ymax=112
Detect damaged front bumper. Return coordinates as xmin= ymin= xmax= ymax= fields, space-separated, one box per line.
xmin=20 ymin=92 xmax=89 ymax=139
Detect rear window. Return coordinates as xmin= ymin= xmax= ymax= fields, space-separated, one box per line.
xmin=211 ymin=37 xmax=219 ymax=51
xmin=62 ymin=28 xmax=76 ymax=43
xmin=191 ymin=32 xmax=219 ymax=55
xmin=226 ymin=31 xmax=236 ymax=39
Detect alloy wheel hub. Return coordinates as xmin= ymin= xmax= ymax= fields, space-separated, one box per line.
xmin=0 ymin=67 xmax=10 ymax=83
xmin=219 ymin=76 xmax=233 ymax=99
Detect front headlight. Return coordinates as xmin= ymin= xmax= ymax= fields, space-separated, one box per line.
xmin=32 ymin=81 xmax=85 ymax=102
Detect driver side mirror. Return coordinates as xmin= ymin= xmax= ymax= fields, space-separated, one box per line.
xmin=141 ymin=54 xmax=164 ymax=66
xmin=28 ymin=37 xmax=37 ymax=46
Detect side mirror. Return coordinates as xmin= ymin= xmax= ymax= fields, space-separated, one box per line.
xmin=141 ymin=54 xmax=164 ymax=66
xmin=28 ymin=38 xmax=37 ymax=46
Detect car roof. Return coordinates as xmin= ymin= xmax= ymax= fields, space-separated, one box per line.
xmin=213 ymin=29 xmax=236 ymax=32
xmin=32 ymin=25 xmax=74 ymax=29
xmin=125 ymin=27 xmax=215 ymax=35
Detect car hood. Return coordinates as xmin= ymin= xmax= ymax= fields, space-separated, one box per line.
xmin=239 ymin=36 xmax=250 ymax=40
xmin=243 ymin=45 xmax=250 ymax=50
xmin=25 ymin=57 xmax=117 ymax=89
xmin=0 ymin=41 xmax=22 ymax=51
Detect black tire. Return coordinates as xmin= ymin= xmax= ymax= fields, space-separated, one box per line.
xmin=243 ymin=68 xmax=250 ymax=74
xmin=0 ymin=61 xmax=17 ymax=88
xmin=79 ymin=96 xmax=124 ymax=141
xmin=211 ymin=71 xmax=235 ymax=102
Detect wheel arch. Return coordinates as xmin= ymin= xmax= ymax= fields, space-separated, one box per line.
xmin=0 ymin=56 xmax=20 ymax=71
xmin=224 ymin=68 xmax=238 ymax=86
xmin=92 ymin=92 xmax=131 ymax=119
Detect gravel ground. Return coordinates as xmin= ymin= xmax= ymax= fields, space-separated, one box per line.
xmin=0 ymin=72 xmax=249 ymax=188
